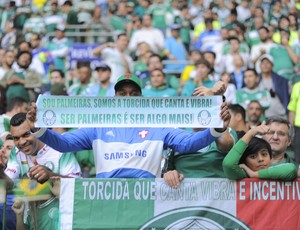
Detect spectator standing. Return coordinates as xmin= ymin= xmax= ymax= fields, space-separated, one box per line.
xmin=44 ymin=1 xmax=64 ymax=33
xmin=164 ymin=24 xmax=187 ymax=72
xmin=148 ymin=0 xmax=169 ymax=34
xmin=288 ymin=82 xmax=300 ymax=164
xmin=128 ymin=14 xmax=165 ymax=54
xmin=251 ymin=26 xmax=275 ymax=67
xmin=269 ymin=29 xmax=295 ymax=82
xmin=173 ymin=4 xmax=194 ymax=52
xmin=133 ymin=0 xmax=151 ymax=17
xmin=194 ymin=18 xmax=221 ymax=52
xmin=222 ymin=37 xmax=251 ymax=74
xmin=93 ymin=33 xmax=133 ymax=84
xmin=45 ymin=24 xmax=71 ymax=73
xmin=13 ymin=0 xmax=31 ymax=31
xmin=257 ymin=54 xmax=289 ymax=117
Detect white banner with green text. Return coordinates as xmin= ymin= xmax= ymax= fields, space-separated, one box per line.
xmin=35 ymin=95 xmax=223 ymax=128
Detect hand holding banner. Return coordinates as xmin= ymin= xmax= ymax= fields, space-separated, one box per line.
xmin=35 ymin=95 xmax=223 ymax=128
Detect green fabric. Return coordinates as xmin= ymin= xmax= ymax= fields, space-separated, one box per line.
xmin=166 ymin=131 xmax=237 ymax=178
xmin=0 ymin=115 xmax=11 ymax=134
xmin=25 ymin=198 xmax=60 ymax=230
xmin=182 ymin=79 xmax=216 ymax=96
xmin=148 ymin=4 xmax=169 ymax=29
xmin=6 ymin=72 xmax=29 ymax=102
xmin=223 ymin=139 xmax=297 ymax=180
xmin=66 ymin=10 xmax=79 ymax=25
xmin=142 ymin=85 xmax=178 ymax=97
xmin=109 ymin=16 xmax=125 ymax=31
xmin=235 ymin=88 xmax=271 ymax=109
xmin=269 ymin=45 xmax=295 ymax=81
xmin=222 ymin=42 xmax=250 ymax=55
xmin=133 ymin=61 xmax=147 ymax=74
xmin=74 ymin=150 xmax=95 ymax=176
xmin=141 ymin=74 xmax=180 ymax=90
xmin=245 ymin=30 xmax=261 ymax=48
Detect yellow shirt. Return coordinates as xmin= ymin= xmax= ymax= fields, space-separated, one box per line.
xmin=180 ymin=65 xmax=195 ymax=82
xmin=288 ymin=82 xmax=300 ymax=126
xmin=193 ymin=21 xmax=221 ymax=38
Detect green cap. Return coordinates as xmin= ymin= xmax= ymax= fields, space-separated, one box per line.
xmin=114 ymin=73 xmax=142 ymax=92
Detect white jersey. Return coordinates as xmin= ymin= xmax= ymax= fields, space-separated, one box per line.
xmin=5 ymin=145 xmax=82 ymax=179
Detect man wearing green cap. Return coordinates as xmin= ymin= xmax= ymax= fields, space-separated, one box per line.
xmin=26 ymin=73 xmax=231 ymax=179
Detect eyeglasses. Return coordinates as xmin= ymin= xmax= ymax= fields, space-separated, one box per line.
xmin=266 ymin=130 xmax=288 ymax=137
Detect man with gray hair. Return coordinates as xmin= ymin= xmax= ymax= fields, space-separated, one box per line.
xmin=262 ymin=116 xmax=296 ymax=167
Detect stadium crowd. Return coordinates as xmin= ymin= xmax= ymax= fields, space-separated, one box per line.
xmin=0 ymin=0 xmax=299 ymax=229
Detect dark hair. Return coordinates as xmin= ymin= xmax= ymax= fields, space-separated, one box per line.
xmin=190 ymin=49 xmax=201 ymax=56
xmin=31 ymin=33 xmax=41 ymax=40
xmin=16 ymin=51 xmax=32 ymax=62
xmin=77 ymin=61 xmax=91 ymax=69
xmin=150 ymin=68 xmax=165 ymax=77
xmin=227 ymin=36 xmax=239 ymax=42
xmin=195 ymin=59 xmax=211 ymax=69
xmin=5 ymin=134 xmax=13 ymax=141
xmin=244 ymin=68 xmax=258 ymax=76
xmin=239 ymin=137 xmax=272 ymax=164
xmin=143 ymin=13 xmax=152 ymax=19
xmin=247 ymin=100 xmax=262 ymax=110
xmin=279 ymin=15 xmax=289 ymax=23
xmin=50 ymin=69 xmax=65 ymax=79
xmin=202 ymin=51 xmax=216 ymax=59
xmin=265 ymin=116 xmax=294 ymax=140
xmin=228 ymin=104 xmax=246 ymax=122
xmin=258 ymin=26 xmax=269 ymax=33
xmin=10 ymin=112 xmax=27 ymax=127
xmin=6 ymin=97 xmax=27 ymax=112
xmin=63 ymin=0 xmax=72 ymax=6
xmin=147 ymin=54 xmax=162 ymax=66
xmin=117 ymin=32 xmax=127 ymax=40
xmin=230 ymin=8 xmax=237 ymax=16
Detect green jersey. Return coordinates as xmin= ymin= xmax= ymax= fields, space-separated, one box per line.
xmin=25 ymin=197 xmax=60 ymax=230
xmin=235 ymin=88 xmax=271 ymax=109
xmin=148 ymin=4 xmax=170 ymax=29
xmin=164 ymin=128 xmax=238 ymax=178
xmin=269 ymin=44 xmax=295 ymax=81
